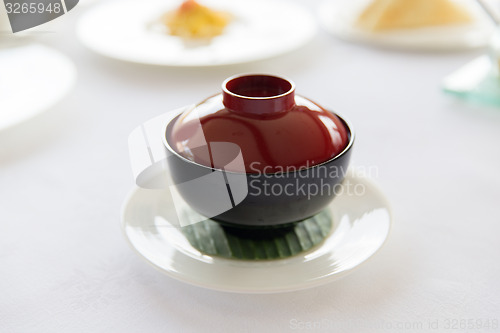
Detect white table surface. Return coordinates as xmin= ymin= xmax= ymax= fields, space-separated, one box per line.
xmin=1 ymin=1 xmax=500 ymax=332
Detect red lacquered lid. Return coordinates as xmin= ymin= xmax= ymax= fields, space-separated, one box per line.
xmin=168 ymin=74 xmax=349 ymax=173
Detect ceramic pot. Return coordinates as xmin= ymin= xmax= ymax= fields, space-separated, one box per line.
xmin=162 ymin=74 xmax=354 ymax=227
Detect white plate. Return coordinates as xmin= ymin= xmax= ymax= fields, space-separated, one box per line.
xmin=76 ymin=0 xmax=317 ymax=66
xmin=121 ymin=174 xmax=392 ymax=293
xmin=318 ymin=0 xmax=494 ymax=51
xmin=0 ymin=44 xmax=76 ymax=131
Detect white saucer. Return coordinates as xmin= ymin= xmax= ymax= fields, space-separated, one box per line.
xmin=0 ymin=44 xmax=76 ymax=131
xmin=121 ymin=174 xmax=392 ymax=293
xmin=76 ymin=0 xmax=317 ymax=66
xmin=318 ymin=0 xmax=494 ymax=51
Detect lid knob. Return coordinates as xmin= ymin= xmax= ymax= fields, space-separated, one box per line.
xmin=222 ymin=74 xmax=295 ymax=115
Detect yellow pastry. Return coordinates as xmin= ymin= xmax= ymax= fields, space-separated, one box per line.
xmin=356 ymin=0 xmax=473 ymax=31
xmin=162 ymin=0 xmax=231 ymax=39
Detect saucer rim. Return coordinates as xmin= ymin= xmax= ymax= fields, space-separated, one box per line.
xmin=120 ymin=174 xmax=393 ymax=294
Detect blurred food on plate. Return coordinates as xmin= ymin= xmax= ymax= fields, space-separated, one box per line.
xmin=356 ymin=0 xmax=473 ymax=31
xmin=162 ymin=0 xmax=231 ymax=39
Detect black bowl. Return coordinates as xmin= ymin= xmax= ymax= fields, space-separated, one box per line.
xmin=163 ymin=111 xmax=354 ymax=228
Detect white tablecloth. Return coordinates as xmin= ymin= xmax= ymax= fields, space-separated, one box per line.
xmin=1 ymin=1 xmax=499 ymax=332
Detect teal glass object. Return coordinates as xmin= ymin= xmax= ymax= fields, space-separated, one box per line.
xmin=442 ymin=55 xmax=500 ymax=106
xmin=443 ymin=27 xmax=500 ymax=106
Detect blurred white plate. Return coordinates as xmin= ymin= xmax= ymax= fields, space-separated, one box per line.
xmin=318 ymin=0 xmax=494 ymax=50
xmin=76 ymin=0 xmax=317 ymax=66
xmin=0 ymin=44 xmax=76 ymax=131
xmin=121 ymin=174 xmax=392 ymax=293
